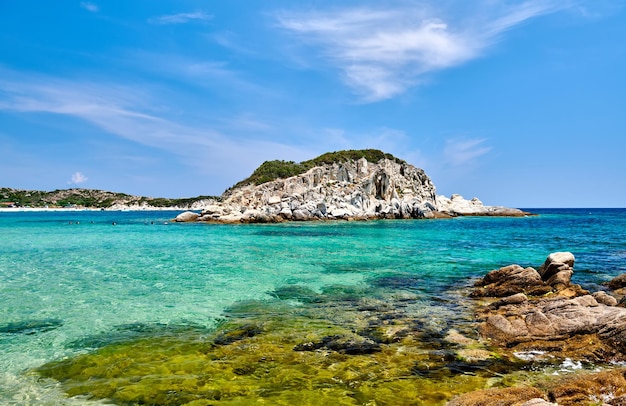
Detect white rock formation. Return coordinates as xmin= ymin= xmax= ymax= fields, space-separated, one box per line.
xmin=436 ymin=194 xmax=527 ymax=217
xmin=185 ymin=156 xmax=527 ymax=223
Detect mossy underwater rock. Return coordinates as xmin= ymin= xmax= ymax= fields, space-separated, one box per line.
xmin=36 ymin=283 xmax=519 ymax=405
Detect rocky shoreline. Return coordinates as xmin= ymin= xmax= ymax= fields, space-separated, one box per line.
xmin=175 ymin=157 xmax=528 ymax=224
xmin=449 ymin=252 xmax=626 ymax=406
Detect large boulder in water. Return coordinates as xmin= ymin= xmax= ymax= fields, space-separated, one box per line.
xmin=470 ymin=265 xmax=551 ymax=297
xmin=470 ymin=252 xmax=587 ymax=298
xmin=174 ymin=211 xmax=199 ymax=222
xmin=470 ymin=253 xmax=626 ymax=363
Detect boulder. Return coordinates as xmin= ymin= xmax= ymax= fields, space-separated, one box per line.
xmin=267 ymin=195 xmax=281 ymax=205
xmin=592 ymin=291 xmax=618 ymax=306
xmin=471 ymin=253 xmax=588 ymax=298
xmin=292 ymin=209 xmax=309 ymax=221
xmin=174 ymin=211 xmax=199 ymax=222
xmin=470 ymin=265 xmax=552 ymax=297
xmin=478 ymin=293 xmax=626 ymax=347
xmin=538 ymin=252 xmax=575 ymax=280
xmin=609 ymin=273 xmax=626 ymax=290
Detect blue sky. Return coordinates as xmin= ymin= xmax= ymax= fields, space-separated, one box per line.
xmin=1 ymin=1 xmax=624 ymax=207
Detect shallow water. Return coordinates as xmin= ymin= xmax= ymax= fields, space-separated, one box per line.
xmin=1 ymin=209 xmax=625 ymax=404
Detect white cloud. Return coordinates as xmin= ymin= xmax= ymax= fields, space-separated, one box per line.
xmin=149 ymin=11 xmax=213 ymax=25
xmin=0 ymin=68 xmax=313 ymax=190
xmin=69 ymin=172 xmax=88 ymax=185
xmin=80 ymin=2 xmax=99 ymax=13
xmin=444 ymin=138 xmax=492 ymax=166
xmin=276 ymin=1 xmax=569 ymax=102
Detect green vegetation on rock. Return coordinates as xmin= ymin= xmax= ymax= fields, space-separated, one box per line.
xmin=230 ymin=149 xmax=406 ymax=189
xmin=35 ymin=281 xmax=535 ymax=406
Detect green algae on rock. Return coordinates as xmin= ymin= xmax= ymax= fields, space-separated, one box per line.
xmin=36 ymin=283 xmax=511 ymax=405
xmin=35 ymin=252 xmax=626 ymax=405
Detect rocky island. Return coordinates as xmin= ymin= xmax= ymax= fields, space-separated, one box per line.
xmin=175 ymin=149 xmax=527 ymax=223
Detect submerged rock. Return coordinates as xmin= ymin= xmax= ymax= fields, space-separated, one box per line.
xmin=0 ymin=318 xmax=63 ymax=335
xmin=447 ymin=386 xmax=547 ymax=406
xmin=449 ymin=369 xmax=626 ymax=405
xmin=293 ymin=334 xmax=382 ymax=355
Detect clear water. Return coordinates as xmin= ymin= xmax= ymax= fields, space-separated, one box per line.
xmin=1 ymin=209 xmax=625 ymax=404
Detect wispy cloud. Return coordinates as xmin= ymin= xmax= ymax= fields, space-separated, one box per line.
xmin=444 ymin=138 xmax=492 ymax=166
xmin=0 ymin=68 xmax=313 ymax=191
xmin=210 ymin=32 xmax=258 ymax=57
xmin=69 ymin=172 xmax=88 ymax=185
xmin=149 ymin=11 xmax=213 ymax=25
xmin=276 ymin=1 xmax=569 ymax=102
xmin=80 ymin=2 xmax=99 ymax=13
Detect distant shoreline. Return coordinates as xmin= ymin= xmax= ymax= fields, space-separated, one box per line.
xmin=0 ymin=207 xmax=190 ymax=213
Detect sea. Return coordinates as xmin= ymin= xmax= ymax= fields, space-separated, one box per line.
xmin=1 ymin=208 xmax=625 ymax=405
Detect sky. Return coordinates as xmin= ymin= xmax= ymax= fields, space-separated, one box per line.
xmin=0 ymin=1 xmax=625 ymax=207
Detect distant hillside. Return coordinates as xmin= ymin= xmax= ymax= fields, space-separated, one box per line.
xmin=0 ymin=188 xmax=219 ymax=209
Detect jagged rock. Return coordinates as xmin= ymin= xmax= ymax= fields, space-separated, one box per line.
xmin=538 ymin=252 xmax=576 ymax=290
xmin=489 ymin=293 xmax=529 ymax=309
xmin=471 ymin=253 xmax=588 ymax=298
xmin=471 ymin=265 xmax=552 ymax=297
xmin=547 ymin=369 xmax=626 ymax=405
xmin=471 ymin=253 xmax=626 ymax=360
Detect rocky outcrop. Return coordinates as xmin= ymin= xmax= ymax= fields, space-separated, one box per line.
xmin=471 ymin=252 xmax=626 ymax=359
xmin=180 ymin=154 xmax=528 ymax=223
xmin=470 ymin=252 xmax=588 ymax=298
xmin=453 ymin=254 xmax=626 ymax=406
xmin=437 ymin=194 xmax=527 ymax=217
xmin=478 ymin=294 xmax=626 ymax=350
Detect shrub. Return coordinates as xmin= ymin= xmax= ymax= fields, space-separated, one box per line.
xmin=230 ymin=149 xmax=405 ymax=189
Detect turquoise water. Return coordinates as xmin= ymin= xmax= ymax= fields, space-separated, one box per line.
xmin=1 ymin=209 xmax=625 ymax=404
